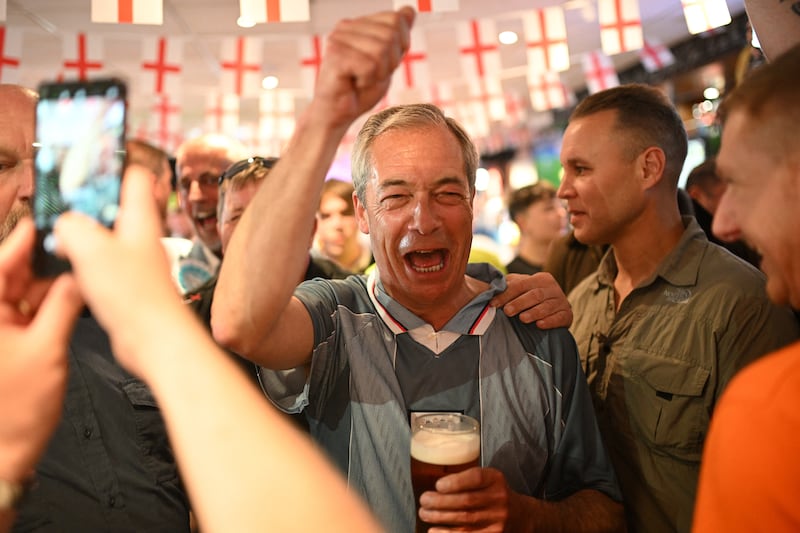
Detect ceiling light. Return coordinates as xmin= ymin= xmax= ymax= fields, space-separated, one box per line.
xmin=498 ymin=31 xmax=518 ymax=45
xmin=237 ymin=16 xmax=256 ymax=28
xmin=703 ymin=87 xmax=720 ymax=100
xmin=262 ymin=76 xmax=279 ymax=90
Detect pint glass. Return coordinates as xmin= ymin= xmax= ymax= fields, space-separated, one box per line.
xmin=410 ymin=413 xmax=480 ymax=533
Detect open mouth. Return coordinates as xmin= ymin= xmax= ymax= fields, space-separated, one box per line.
xmin=194 ymin=211 xmax=217 ymax=231
xmin=405 ymin=249 xmax=447 ymax=273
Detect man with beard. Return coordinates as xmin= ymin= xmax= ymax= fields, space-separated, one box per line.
xmin=0 ymin=85 xmax=36 ymax=243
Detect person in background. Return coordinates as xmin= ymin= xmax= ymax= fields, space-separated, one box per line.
xmin=506 ymin=181 xmax=567 ymax=275
xmin=212 ymin=9 xmax=623 ymax=528
xmin=543 ymin=230 xmax=608 ymax=295
xmin=125 ymin=139 xmax=172 ymax=235
xmin=0 ymin=85 xmax=36 ymax=243
xmin=693 ymin=42 xmax=800 ymax=532
xmin=173 ymin=134 xmax=247 ymax=293
xmin=684 ymin=158 xmax=760 ymax=267
xmin=560 ymin=83 xmax=799 ymax=532
xmin=0 ymin=85 xmax=191 ymax=532
xmin=314 ymin=178 xmax=373 ymax=273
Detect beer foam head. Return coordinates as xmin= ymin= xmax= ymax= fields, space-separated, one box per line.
xmin=410 ymin=429 xmax=480 ymax=466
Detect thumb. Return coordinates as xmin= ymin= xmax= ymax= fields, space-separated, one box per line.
xmin=115 ymin=164 xmax=163 ymax=242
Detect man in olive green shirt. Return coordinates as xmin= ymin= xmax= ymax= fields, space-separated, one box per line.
xmin=559 ymin=84 xmax=799 ymax=532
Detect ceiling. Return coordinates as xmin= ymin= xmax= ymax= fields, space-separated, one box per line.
xmin=4 ymin=0 xmax=747 ymax=152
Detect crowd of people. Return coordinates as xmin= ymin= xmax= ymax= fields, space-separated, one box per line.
xmin=1 ymin=1 xmax=799 ymax=531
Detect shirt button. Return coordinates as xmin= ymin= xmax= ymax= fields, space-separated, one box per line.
xmin=108 ymin=496 xmax=116 ymax=507
xmin=83 ymin=428 xmax=93 ymax=439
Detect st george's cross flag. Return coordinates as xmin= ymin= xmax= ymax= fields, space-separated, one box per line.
xmin=582 ymin=50 xmax=619 ymax=94
xmin=598 ymin=0 xmax=643 ymax=55
xmin=91 ymin=0 xmax=163 ymax=25
xmin=522 ymin=7 xmax=570 ymax=73
xmin=240 ymin=0 xmax=310 ymax=23
xmin=392 ymin=0 xmax=459 ymax=13
xmin=639 ymin=39 xmax=675 ymax=72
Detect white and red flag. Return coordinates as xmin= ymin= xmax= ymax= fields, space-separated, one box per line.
xmin=582 ymin=50 xmax=619 ymax=94
xmin=205 ymin=93 xmax=240 ymax=136
xmin=392 ymin=0 xmax=459 ymax=13
xmin=430 ymin=81 xmax=457 ymax=119
xmin=467 ymin=77 xmax=505 ymax=123
xmin=220 ymin=36 xmax=262 ymax=97
xmin=522 ymin=7 xmax=570 ymax=74
xmin=639 ymin=39 xmax=675 ymax=72
xmin=598 ymin=0 xmax=643 ymax=55
xmin=458 ymin=18 xmax=500 ymax=81
xmin=62 ymin=33 xmax=104 ymax=81
xmin=259 ymin=89 xmax=295 ymax=155
xmin=528 ymin=70 xmax=573 ymax=112
xmin=240 ymin=0 xmax=310 ymax=23
xmin=141 ymin=37 xmax=182 ymax=94
xmin=149 ymin=94 xmax=181 ymax=153
xmin=298 ymin=34 xmax=325 ymax=97
xmin=91 ymin=0 xmax=163 ymax=25
xmin=388 ymin=28 xmax=431 ymax=103
xmin=681 ymin=0 xmax=731 ymax=34
xmin=0 ymin=26 xmax=22 ymax=83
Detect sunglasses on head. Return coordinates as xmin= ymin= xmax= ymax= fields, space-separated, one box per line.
xmin=219 ymin=156 xmax=278 ymax=186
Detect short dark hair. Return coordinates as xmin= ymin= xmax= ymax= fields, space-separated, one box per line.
xmin=571 ymin=84 xmax=688 ymax=188
xmin=508 ymin=182 xmax=557 ymax=223
xmin=685 ymin=158 xmax=719 ymax=192
xmin=319 ymin=179 xmax=355 ymax=216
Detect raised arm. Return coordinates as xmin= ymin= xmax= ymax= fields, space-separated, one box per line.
xmin=744 ymin=0 xmax=800 ymax=60
xmin=54 ymin=166 xmax=384 ymax=533
xmin=211 ymin=8 xmax=414 ymax=369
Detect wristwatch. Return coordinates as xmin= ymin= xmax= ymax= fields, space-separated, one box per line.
xmin=0 ymin=478 xmax=27 ymax=511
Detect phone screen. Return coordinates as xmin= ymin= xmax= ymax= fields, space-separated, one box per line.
xmin=33 ymin=78 xmax=127 ymax=276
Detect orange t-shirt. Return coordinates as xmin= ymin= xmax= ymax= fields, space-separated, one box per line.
xmin=694 ymin=340 xmax=800 ymax=532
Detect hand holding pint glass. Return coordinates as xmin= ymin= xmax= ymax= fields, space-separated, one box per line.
xmin=410 ymin=413 xmax=480 ymax=533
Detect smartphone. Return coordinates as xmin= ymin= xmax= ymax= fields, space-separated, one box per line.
xmin=32 ymin=78 xmax=127 ymax=277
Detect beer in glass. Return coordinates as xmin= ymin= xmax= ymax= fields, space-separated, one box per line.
xmin=410 ymin=413 xmax=480 ymax=533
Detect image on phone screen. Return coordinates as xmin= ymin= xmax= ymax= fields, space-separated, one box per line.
xmin=33 ymin=78 xmax=126 ymax=276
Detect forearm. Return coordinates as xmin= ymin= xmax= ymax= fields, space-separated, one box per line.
xmin=509 ymin=489 xmax=625 ymax=533
xmin=212 ymin=104 xmax=349 ymax=358
xmin=744 ymin=0 xmax=800 ymax=60
xmin=140 ymin=303 xmax=381 ymax=533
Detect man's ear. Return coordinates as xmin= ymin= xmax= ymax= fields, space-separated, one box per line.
xmin=640 ymin=147 xmax=666 ymax=190
xmin=354 ymin=191 xmax=370 ymax=234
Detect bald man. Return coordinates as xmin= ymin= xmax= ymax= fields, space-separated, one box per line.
xmin=0 ymin=85 xmax=36 ymax=243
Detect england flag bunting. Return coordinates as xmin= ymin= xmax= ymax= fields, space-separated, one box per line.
xmin=259 ymin=89 xmax=295 ymax=155
xmin=639 ymin=39 xmax=675 ymax=72
xmin=522 ymin=7 xmax=570 ymax=73
xmin=219 ymin=36 xmax=262 ymax=97
xmin=62 ymin=33 xmax=105 ymax=81
xmin=240 ymin=0 xmax=310 ymax=23
xmin=430 ymin=81 xmax=457 ymax=119
xmin=91 ymin=0 xmax=163 ymax=25
xmin=582 ymin=50 xmax=619 ymax=94
xmin=458 ymin=18 xmax=501 ymax=82
xmin=0 ymin=26 xmax=22 ymax=83
xmin=598 ymin=0 xmax=643 ymax=55
xmin=392 ymin=0 xmax=459 ymax=13
xmin=388 ymin=28 xmax=431 ymax=103
xmin=298 ymin=34 xmax=325 ymax=97
xmin=205 ymin=92 xmax=240 ymax=136
xmin=528 ymin=70 xmax=574 ymax=112
xmin=681 ymin=0 xmax=732 ymax=35
xmin=149 ymin=94 xmax=181 ymax=153
xmin=141 ymin=37 xmax=182 ymax=95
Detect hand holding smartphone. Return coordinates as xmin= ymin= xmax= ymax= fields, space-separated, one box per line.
xmin=33 ymin=78 xmax=127 ymax=277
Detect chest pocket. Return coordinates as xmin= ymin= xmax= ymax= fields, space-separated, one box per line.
xmin=622 ymin=352 xmax=710 ymax=459
xmin=122 ymin=379 xmax=178 ymax=484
